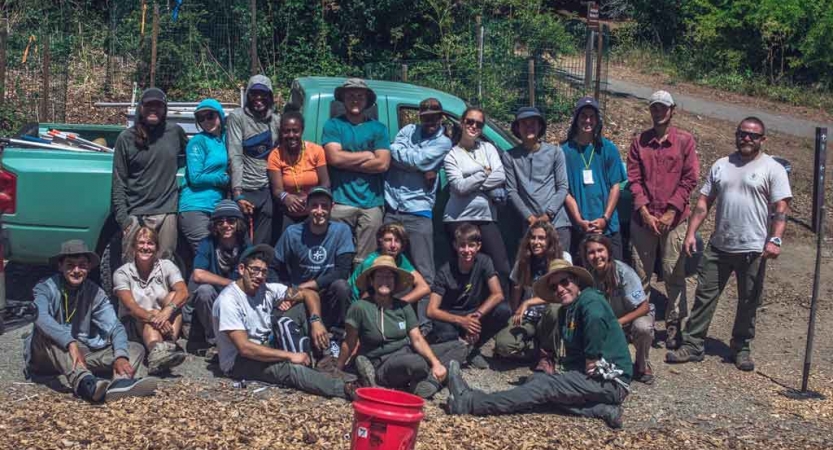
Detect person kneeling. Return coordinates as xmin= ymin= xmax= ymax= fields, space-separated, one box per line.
xmin=446 ymin=259 xmax=632 ymax=429
xmin=213 ymin=244 xmax=357 ymax=399
xmin=339 ymin=256 xmax=466 ymax=399
xmin=25 ymin=240 xmax=156 ymax=402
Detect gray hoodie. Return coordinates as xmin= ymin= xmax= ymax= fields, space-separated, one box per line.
xmin=226 ymin=75 xmax=281 ymax=192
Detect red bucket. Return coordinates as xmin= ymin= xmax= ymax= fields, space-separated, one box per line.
xmin=350 ymin=387 xmax=425 ymax=450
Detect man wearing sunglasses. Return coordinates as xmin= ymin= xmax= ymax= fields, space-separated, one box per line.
xmin=383 ymin=98 xmax=453 ymax=326
xmin=627 ymin=91 xmax=699 ymax=350
xmin=667 ymin=117 xmax=791 ymax=372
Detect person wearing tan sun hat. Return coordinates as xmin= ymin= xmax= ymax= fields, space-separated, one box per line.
xmin=338 ymin=255 xmax=467 ymax=399
xmin=446 ymin=258 xmax=633 ymax=430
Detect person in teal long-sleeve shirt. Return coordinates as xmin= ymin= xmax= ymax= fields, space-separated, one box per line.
xmin=179 ymin=98 xmax=231 ymax=253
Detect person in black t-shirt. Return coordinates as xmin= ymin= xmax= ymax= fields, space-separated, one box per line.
xmin=427 ymin=223 xmax=510 ymax=368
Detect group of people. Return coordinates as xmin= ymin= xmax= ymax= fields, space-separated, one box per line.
xmin=25 ymin=76 xmax=791 ymax=429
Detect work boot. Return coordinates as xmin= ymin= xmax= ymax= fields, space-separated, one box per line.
xmin=599 ymin=404 xmax=624 ymax=430
xmin=446 ymin=360 xmax=472 ymax=415
xmin=76 ymin=374 xmax=110 ymax=403
xmin=316 ymin=354 xmax=357 ymax=382
xmin=147 ymin=342 xmax=186 ymax=375
xmin=533 ymin=349 xmax=556 ymax=375
xmin=665 ymin=346 xmax=704 ymax=364
xmin=105 ymin=377 xmax=158 ymax=402
xmin=412 ymin=375 xmax=442 ymax=399
xmin=732 ymin=351 xmax=755 ymax=372
xmin=354 ymin=355 xmax=377 ymax=388
xmin=466 ymin=348 xmax=489 ymax=370
xmin=665 ymin=321 xmax=681 ymax=350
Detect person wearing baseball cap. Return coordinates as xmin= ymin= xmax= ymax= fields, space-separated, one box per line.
xmin=226 ymin=74 xmax=281 ymax=245
xmin=445 ymin=258 xmax=633 ymax=429
xmin=187 ymin=200 xmax=251 ymax=351
xmin=323 ymin=78 xmax=391 ymax=266
xmin=112 ymin=86 xmax=187 ymax=263
xmin=25 ymin=240 xmax=157 ymax=403
xmin=561 ymin=96 xmax=626 ymax=260
xmin=383 ymin=97 xmax=452 ymax=326
xmin=627 ymin=90 xmax=699 ymax=350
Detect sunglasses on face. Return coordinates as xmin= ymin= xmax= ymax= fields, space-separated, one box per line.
xmin=736 ymin=130 xmax=764 ymax=141
xmin=550 ymin=276 xmax=574 ymax=290
xmin=196 ymin=111 xmax=218 ymax=122
xmin=464 ymin=118 xmax=485 ymax=129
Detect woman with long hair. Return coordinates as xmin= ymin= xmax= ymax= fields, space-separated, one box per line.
xmin=493 ymin=219 xmax=570 ymax=364
xmin=442 ymin=107 xmax=510 ymax=290
xmin=114 ymin=226 xmax=189 ymax=375
xmin=580 ymin=234 xmax=655 ymax=384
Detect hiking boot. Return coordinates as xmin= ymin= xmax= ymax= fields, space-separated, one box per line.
xmin=106 ymin=377 xmax=158 ymax=402
xmin=533 ymin=349 xmax=556 ymax=375
xmin=466 ymin=348 xmax=489 ymax=369
xmin=665 ymin=346 xmax=704 ymax=364
xmin=599 ymin=404 xmax=624 ymax=430
xmin=76 ymin=374 xmax=110 ymax=403
xmin=354 ymin=355 xmax=377 ymax=388
xmin=665 ymin=321 xmax=681 ymax=350
xmin=147 ymin=342 xmax=186 ymax=375
xmin=203 ymin=346 xmax=219 ymax=364
xmin=316 ymin=354 xmax=357 ymax=382
xmin=446 ymin=361 xmax=472 ymax=415
xmin=344 ymin=381 xmax=361 ymax=401
xmin=732 ymin=351 xmax=755 ymax=372
xmin=633 ymin=363 xmax=655 ymax=385
xmin=412 ymin=375 xmax=441 ymax=399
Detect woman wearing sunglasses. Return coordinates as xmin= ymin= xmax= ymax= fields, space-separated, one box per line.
xmin=442 ymin=107 xmax=511 ymax=291
xmin=178 ymin=99 xmax=230 ymax=253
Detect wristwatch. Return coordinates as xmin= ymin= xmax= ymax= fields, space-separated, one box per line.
xmin=768 ymin=237 xmax=782 ymax=247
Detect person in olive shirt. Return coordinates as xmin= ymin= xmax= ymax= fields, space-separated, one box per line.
xmin=446 ymin=259 xmax=633 ymax=429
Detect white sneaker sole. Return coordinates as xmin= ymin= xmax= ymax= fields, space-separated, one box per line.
xmin=106 ymin=377 xmax=158 ymax=402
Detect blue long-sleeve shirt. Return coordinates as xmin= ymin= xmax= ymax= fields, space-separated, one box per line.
xmin=179 ymin=99 xmax=230 ymax=213
xmin=384 ymin=124 xmax=452 ymax=217
xmin=504 ymin=142 xmax=571 ymax=229
xmin=25 ymin=275 xmax=130 ymax=371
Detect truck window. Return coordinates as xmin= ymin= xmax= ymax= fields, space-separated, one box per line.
xmin=397 ymin=106 xmax=420 ymax=130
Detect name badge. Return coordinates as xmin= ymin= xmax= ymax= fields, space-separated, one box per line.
xmin=582 ymin=169 xmax=594 ymax=185
xmin=398 ymin=321 xmax=406 ymax=330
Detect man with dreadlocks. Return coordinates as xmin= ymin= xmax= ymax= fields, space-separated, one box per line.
xmin=561 ymin=97 xmax=626 ymax=261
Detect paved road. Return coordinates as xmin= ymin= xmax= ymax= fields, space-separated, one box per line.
xmin=606 ymin=78 xmax=833 ymax=138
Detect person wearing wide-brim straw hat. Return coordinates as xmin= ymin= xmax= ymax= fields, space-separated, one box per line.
xmin=446 ymin=258 xmax=635 ymax=429
xmin=338 ymin=255 xmax=467 ymax=399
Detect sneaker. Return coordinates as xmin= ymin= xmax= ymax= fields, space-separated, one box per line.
xmin=732 ymin=351 xmax=755 ymax=372
xmin=599 ymin=404 xmax=624 ymax=430
xmin=76 ymin=374 xmax=110 ymax=403
xmin=354 ymin=355 xmax=377 ymax=388
xmin=665 ymin=346 xmax=704 ymax=364
xmin=412 ymin=376 xmax=441 ymax=399
xmin=329 ymin=339 xmax=341 ymax=358
xmin=445 ymin=361 xmax=471 ymax=415
xmin=106 ymin=377 xmax=158 ymax=402
xmin=466 ymin=349 xmax=489 ymax=370
xmin=147 ymin=342 xmax=186 ymax=375
xmin=533 ymin=349 xmax=556 ymax=375
xmin=633 ymin=368 xmax=656 ymax=385
xmin=665 ymin=322 xmax=681 ymax=349
xmin=202 ymin=346 xmax=219 ymax=364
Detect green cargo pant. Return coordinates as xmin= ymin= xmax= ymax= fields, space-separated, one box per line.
xmin=681 ymin=245 xmax=767 ymax=354
xmin=493 ymin=304 xmax=560 ymax=359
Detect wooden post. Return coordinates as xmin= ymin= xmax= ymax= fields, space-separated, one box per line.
xmin=528 ymin=58 xmax=535 ymax=107
xmin=250 ymin=0 xmax=258 ymax=75
xmin=594 ymin=26 xmax=604 ymax=101
xmin=150 ymin=4 xmax=159 ymax=87
xmin=400 ymin=64 xmax=408 ymax=82
xmin=39 ymin=35 xmax=50 ymax=121
xmin=0 ymin=19 xmax=7 ymax=106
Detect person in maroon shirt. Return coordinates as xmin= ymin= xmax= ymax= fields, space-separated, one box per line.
xmin=627 ymin=90 xmax=699 ymax=350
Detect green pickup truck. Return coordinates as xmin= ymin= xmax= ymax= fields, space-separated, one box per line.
xmin=0 ymin=76 xmax=634 ymax=289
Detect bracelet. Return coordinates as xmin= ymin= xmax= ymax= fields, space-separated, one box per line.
xmin=234 ymin=195 xmax=245 ymax=202
xmin=279 ymin=191 xmax=289 ymax=202
xmin=166 ymin=301 xmax=179 ymax=312
xmin=309 ymin=314 xmax=322 ymax=323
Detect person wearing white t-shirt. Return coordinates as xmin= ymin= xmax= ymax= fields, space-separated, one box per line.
xmin=212 ymin=244 xmax=360 ymax=398
xmin=666 ymin=117 xmax=791 ymax=372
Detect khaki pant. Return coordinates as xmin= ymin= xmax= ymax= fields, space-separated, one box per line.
xmin=28 ymin=331 xmax=145 ymax=393
xmin=624 ymin=314 xmax=654 ymax=374
xmin=629 ymin=219 xmax=689 ymax=322
xmin=122 ymin=213 xmax=178 ymax=263
xmin=330 ymin=204 xmax=383 ymax=264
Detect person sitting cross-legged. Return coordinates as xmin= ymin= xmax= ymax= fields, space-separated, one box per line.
xmin=25 ymin=240 xmax=157 ymax=403
xmin=338 ymin=256 xmax=466 ymax=399
xmin=446 ymin=259 xmax=633 ymax=430
xmin=426 ymin=223 xmax=511 ymax=369
xmin=213 ymin=244 xmax=360 ymax=399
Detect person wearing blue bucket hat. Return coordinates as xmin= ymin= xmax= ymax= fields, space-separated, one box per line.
xmin=561 ymin=96 xmax=626 ymax=260
xmin=178 ymin=98 xmax=230 ymax=254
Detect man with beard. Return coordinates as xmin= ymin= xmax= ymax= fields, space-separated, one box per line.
xmin=212 ymin=244 xmax=357 ymax=398
xmin=666 ymin=117 xmax=791 ymax=372
xmin=227 ymin=75 xmax=282 ymax=245
xmin=25 ymin=240 xmax=157 ymax=402
xmin=271 ymin=187 xmax=355 ymax=343
xmin=322 ymin=79 xmax=391 ymax=265
xmin=112 ymin=87 xmax=187 ymax=262
xmin=561 ymin=97 xmax=626 ymax=260
xmin=627 ymin=91 xmax=699 ymax=349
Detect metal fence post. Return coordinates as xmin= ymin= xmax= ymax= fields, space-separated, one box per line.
xmin=803 ymin=127 xmax=827 ymax=393
xmin=594 ymin=26 xmax=604 ymax=101
xmin=0 ymin=19 xmax=7 ymax=107
xmin=528 ymin=58 xmax=535 ymax=107
xmin=150 ymin=4 xmax=159 ymax=87
xmin=250 ymin=0 xmax=258 ymax=75
xmin=477 ymin=16 xmax=484 ymax=104
xmin=39 ymin=35 xmax=50 ymax=121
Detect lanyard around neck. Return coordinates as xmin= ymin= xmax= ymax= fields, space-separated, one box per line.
xmin=578 ymin=145 xmax=595 ymax=170
xmin=63 ymin=289 xmax=78 ymax=324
